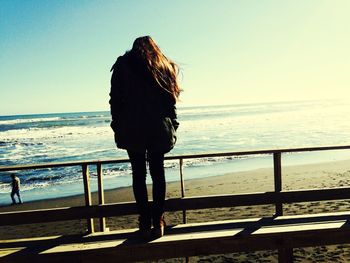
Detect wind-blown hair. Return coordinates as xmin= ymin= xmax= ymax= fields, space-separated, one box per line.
xmin=131 ymin=36 xmax=181 ymax=100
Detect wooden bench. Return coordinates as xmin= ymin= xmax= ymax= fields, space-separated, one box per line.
xmin=1 ymin=211 xmax=350 ymax=263
xmin=1 ymin=188 xmax=350 ymax=262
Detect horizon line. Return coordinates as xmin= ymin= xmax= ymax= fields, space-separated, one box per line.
xmin=0 ymin=98 xmax=343 ymax=117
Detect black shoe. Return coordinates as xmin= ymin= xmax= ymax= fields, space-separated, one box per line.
xmin=139 ymin=215 xmax=151 ymax=240
xmin=152 ymin=215 xmax=165 ymax=239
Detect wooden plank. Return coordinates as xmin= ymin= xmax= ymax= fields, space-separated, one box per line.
xmin=82 ymin=164 xmax=94 ymax=234
xmin=79 ymin=222 xmax=350 ymax=261
xmin=0 ymin=159 xmax=130 ymax=172
xmin=2 ymin=145 xmax=350 ymax=172
xmin=165 ymin=145 xmax=350 ymax=160
xmin=2 ymin=215 xmax=350 ymax=262
xmin=1 ymin=216 xmax=349 ymax=246
xmin=0 ymin=247 xmax=25 ymax=257
xmin=0 ymin=235 xmax=62 ymax=245
xmin=166 ymin=187 xmax=350 ymax=211
xmin=2 ymin=188 xmax=350 ymax=226
xmin=0 ymin=203 xmax=137 ymax=225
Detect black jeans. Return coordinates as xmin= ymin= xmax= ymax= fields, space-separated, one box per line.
xmin=127 ymin=150 xmax=165 ymax=222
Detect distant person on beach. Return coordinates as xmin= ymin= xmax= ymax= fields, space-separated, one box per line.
xmin=109 ymin=36 xmax=181 ymax=239
xmin=10 ymin=174 xmax=22 ymax=205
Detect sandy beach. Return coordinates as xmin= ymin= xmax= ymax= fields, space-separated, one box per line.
xmin=2 ymin=159 xmax=350 ymax=262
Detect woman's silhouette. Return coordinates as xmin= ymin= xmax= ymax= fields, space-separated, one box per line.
xmin=109 ymin=36 xmax=181 ymax=239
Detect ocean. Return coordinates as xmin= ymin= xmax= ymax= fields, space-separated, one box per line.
xmin=1 ymin=100 xmax=350 ymax=205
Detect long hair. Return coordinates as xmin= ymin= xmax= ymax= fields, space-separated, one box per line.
xmin=131 ymin=36 xmax=181 ymax=100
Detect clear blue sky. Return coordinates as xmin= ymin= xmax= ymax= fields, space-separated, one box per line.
xmin=1 ymin=0 xmax=350 ymax=115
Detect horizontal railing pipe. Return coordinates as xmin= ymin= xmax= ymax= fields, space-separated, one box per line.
xmin=2 ymin=187 xmax=350 ymax=226
xmin=1 ymin=145 xmax=350 ymax=172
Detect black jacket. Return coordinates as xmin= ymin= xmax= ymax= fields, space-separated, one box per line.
xmin=109 ymin=51 xmax=179 ymax=153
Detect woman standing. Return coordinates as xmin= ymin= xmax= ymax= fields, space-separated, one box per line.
xmin=109 ymin=36 xmax=181 ymax=239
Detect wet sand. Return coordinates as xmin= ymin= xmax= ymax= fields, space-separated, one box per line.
xmin=2 ymin=159 xmax=350 ymax=262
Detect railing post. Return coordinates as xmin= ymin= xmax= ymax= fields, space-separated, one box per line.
xmin=82 ymin=164 xmax=94 ymax=234
xmin=179 ymin=158 xmax=187 ymax=224
xmin=97 ymin=163 xmax=106 ymax=232
xmin=273 ymin=152 xmax=283 ymax=216
xmin=180 ymin=158 xmax=190 ymax=263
